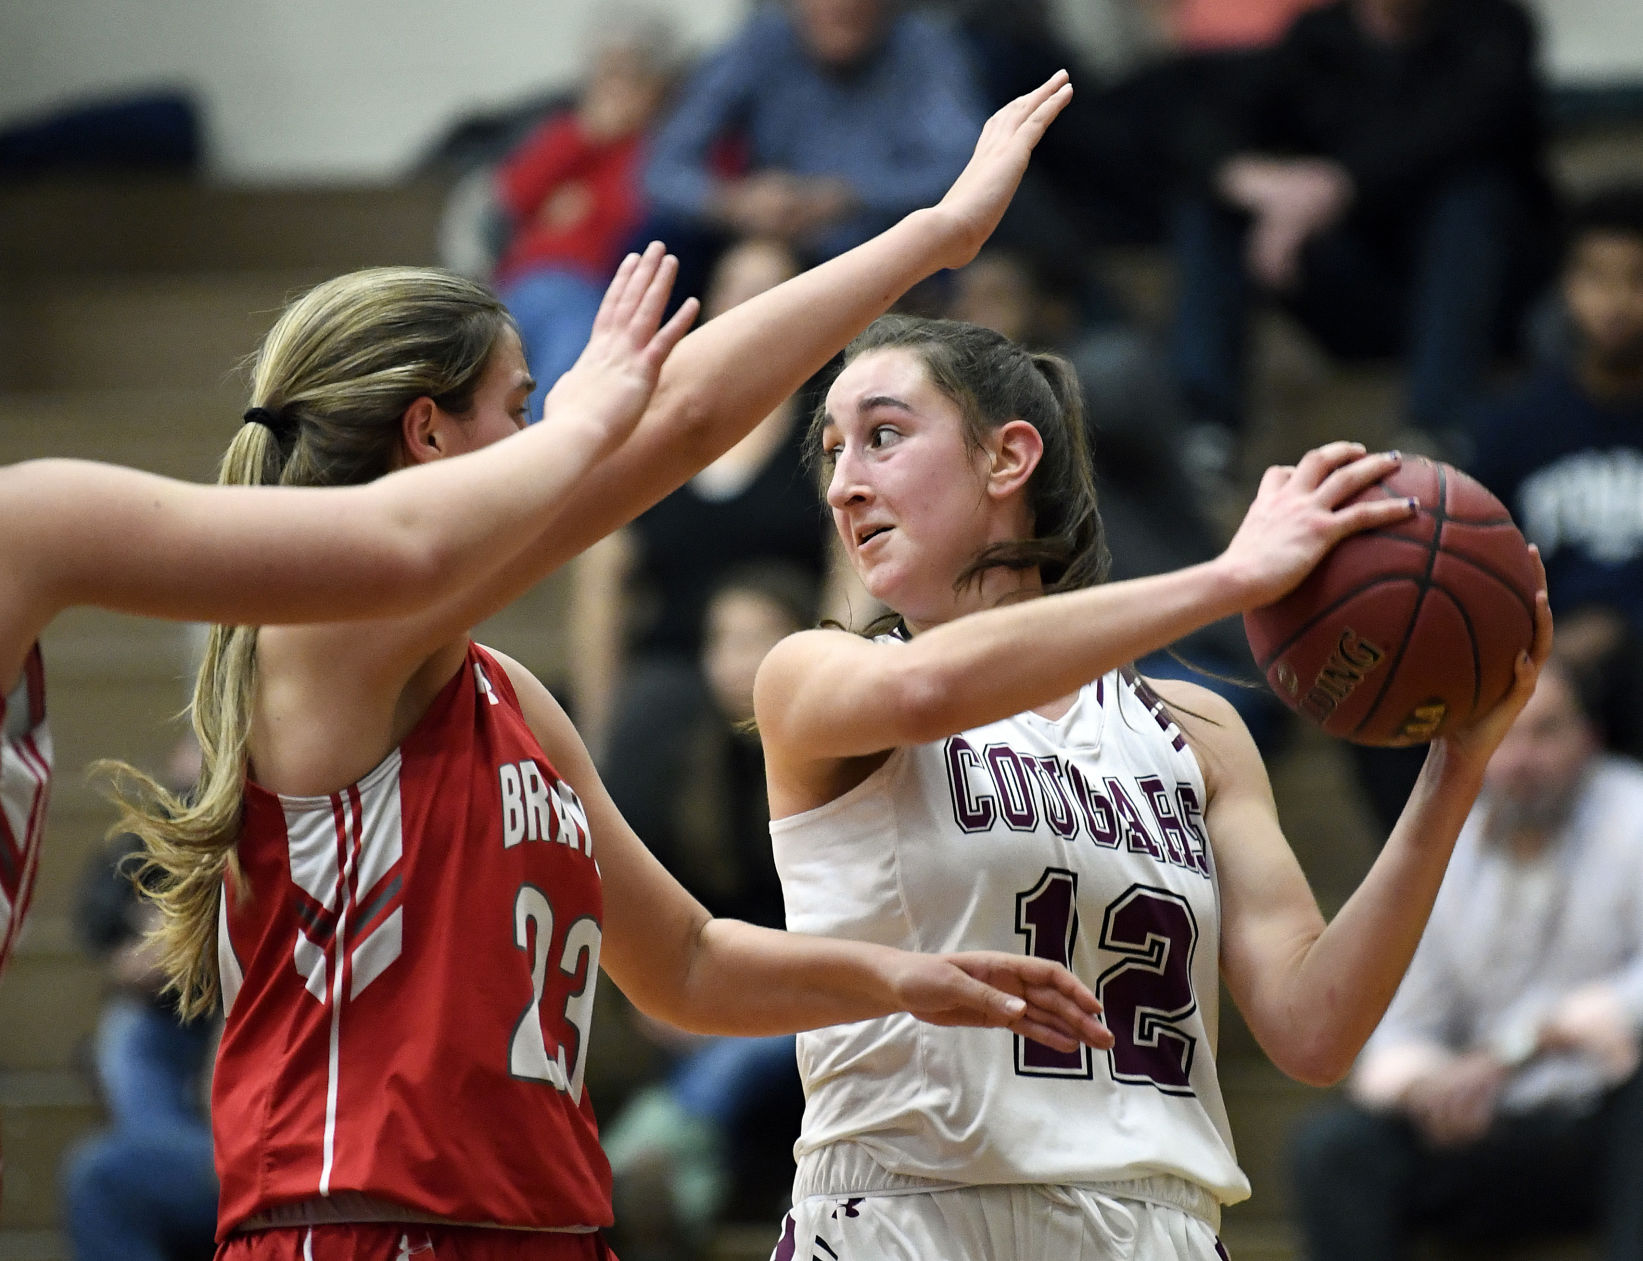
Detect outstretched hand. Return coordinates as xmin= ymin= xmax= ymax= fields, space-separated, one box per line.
xmin=932 ymin=71 xmax=1074 ymax=272
xmin=1438 ymin=544 xmax=1553 ymax=766
xmin=541 ymin=241 xmax=701 ymax=442
xmin=1220 ymin=442 xmax=1414 ymax=610
xmin=887 ymin=948 xmax=1113 ymax=1053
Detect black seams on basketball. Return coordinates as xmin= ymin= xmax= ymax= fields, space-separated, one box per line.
xmin=1243 ymin=456 xmax=1539 ymax=746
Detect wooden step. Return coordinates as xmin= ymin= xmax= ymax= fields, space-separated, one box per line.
xmin=0 ymin=1229 xmax=66 ymax=1260
xmin=0 ymin=270 xmax=331 ymax=392
xmin=0 ymin=180 xmax=445 ymax=277
xmin=0 ymin=1073 xmax=101 ymax=1232
xmin=0 ymin=954 xmax=103 ymax=1075
xmin=0 ymin=386 xmax=241 ymax=477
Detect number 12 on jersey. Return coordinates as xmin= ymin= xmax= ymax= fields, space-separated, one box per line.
xmin=1015 ymin=867 xmax=1200 ymax=1094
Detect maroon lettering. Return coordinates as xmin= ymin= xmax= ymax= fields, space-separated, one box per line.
xmin=945 ymin=737 xmax=996 ymax=833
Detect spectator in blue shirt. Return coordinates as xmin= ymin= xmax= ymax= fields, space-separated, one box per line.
xmin=1470 ymin=185 xmax=1643 ymax=754
xmin=642 ymin=0 xmax=984 ymax=283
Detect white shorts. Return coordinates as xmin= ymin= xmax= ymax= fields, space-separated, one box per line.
xmin=769 ymin=1183 xmax=1230 ymax=1261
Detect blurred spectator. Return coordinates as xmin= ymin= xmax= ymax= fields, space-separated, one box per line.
xmin=602 ymin=564 xmax=817 ymax=1261
xmin=640 ymin=0 xmax=984 ymax=293
xmin=1289 ymin=656 xmax=1643 ymax=1261
xmin=1171 ymin=0 xmax=1551 ymax=474
xmin=570 ymin=236 xmax=844 ymax=766
xmin=489 ymin=14 xmax=679 ymax=418
xmin=0 ymin=90 xmax=201 ymax=177
xmin=60 ymin=737 xmax=216 ymax=1261
xmin=1469 ymin=185 xmax=1643 ymax=757
xmin=941 ymin=0 xmax=1325 ymax=250
xmin=948 ymin=249 xmax=1285 ymax=748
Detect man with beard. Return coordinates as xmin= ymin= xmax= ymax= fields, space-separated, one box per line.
xmin=1289 ymin=655 xmax=1643 ymax=1260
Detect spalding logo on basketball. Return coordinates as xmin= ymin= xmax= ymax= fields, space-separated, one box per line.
xmin=1244 ymin=456 xmax=1538 ymax=746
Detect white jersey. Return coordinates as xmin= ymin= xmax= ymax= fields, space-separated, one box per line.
xmin=773 ymin=661 xmax=1249 ymax=1214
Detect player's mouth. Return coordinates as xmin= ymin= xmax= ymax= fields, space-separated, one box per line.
xmin=856 ymin=524 xmax=893 ymax=551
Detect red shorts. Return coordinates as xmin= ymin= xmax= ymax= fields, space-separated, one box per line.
xmin=217 ymin=1224 xmax=619 ymax=1261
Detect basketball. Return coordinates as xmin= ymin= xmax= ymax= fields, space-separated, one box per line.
xmin=1243 ymin=455 xmax=1539 ymax=746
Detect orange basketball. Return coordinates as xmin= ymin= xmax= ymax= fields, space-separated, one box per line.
xmin=1244 ymin=456 xmax=1538 ymax=746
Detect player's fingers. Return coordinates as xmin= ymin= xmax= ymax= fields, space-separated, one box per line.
xmin=612 ymin=241 xmax=666 ymax=325
xmin=1254 ymin=463 xmax=1293 ymax=496
xmin=1018 ymin=957 xmax=1104 ymax=1015
xmin=1314 ymin=449 xmax=1402 ymax=507
xmin=1020 ymin=80 xmax=1074 ymax=142
xmin=1002 ymin=70 xmax=1070 ymax=132
xmin=1292 ymin=440 xmax=1368 ymax=489
xmin=1328 ymin=494 xmax=1418 ymax=541
xmin=1010 ymin=1016 xmax=1081 ymax=1054
xmin=941 ymin=970 xmax=1029 ymax=1027
xmin=592 ymin=251 xmax=642 ymax=333
xmin=631 ymin=251 xmax=679 ymax=335
xmin=1530 ymin=585 xmax=1554 ymax=665
xmin=1023 ymin=984 xmax=1113 ymax=1046
xmin=965 ymin=952 xmax=1101 ymax=1015
xmin=648 ymin=294 xmax=700 ymax=363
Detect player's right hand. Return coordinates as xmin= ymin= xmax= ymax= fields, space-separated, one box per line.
xmin=931 ymin=71 xmax=1073 ymax=273
xmin=540 ymin=240 xmax=700 ymax=442
xmin=888 ymin=948 xmax=1113 ymax=1053
xmin=1219 ymin=442 xmax=1414 ymax=610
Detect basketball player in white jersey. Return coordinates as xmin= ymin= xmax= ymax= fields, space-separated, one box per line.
xmin=753 ymin=314 xmax=1556 ymax=1259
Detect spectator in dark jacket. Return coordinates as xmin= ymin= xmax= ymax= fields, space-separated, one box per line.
xmin=1170 ymin=0 xmax=1550 ymax=469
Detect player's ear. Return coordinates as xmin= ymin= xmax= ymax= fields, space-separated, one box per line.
xmin=985 ymin=419 xmax=1043 ymax=500
xmin=399 ymin=397 xmax=448 ymax=466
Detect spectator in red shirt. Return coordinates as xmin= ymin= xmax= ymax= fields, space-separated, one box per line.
xmin=495 ymin=17 xmax=678 ymax=421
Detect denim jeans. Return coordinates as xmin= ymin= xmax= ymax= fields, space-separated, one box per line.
xmin=60 ymin=998 xmax=217 ymax=1261
xmin=1170 ymin=169 xmax=1523 ymax=436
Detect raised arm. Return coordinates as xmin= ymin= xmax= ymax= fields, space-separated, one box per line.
xmin=0 ymin=250 xmax=699 ymax=691
xmin=535 ymin=72 xmax=1076 ymax=563
xmin=392 ymin=73 xmax=1080 ymax=651
xmin=757 ymin=444 xmax=1416 ymax=783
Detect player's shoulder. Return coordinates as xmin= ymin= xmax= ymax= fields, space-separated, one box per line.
xmin=1136 ymin=675 xmax=1261 ymax=781
xmin=1134 ymin=674 xmax=1241 ymax=728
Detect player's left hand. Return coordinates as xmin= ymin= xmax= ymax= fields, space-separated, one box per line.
xmin=887 ymin=949 xmax=1113 ymax=1053
xmin=1438 ymin=544 xmax=1553 ymax=769
xmin=541 ymin=241 xmax=700 ymax=440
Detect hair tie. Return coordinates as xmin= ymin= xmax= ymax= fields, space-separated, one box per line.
xmin=242 ymin=406 xmax=295 ymax=440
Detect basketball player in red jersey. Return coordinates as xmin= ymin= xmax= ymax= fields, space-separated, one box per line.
xmin=0 ymin=270 xmax=709 ymax=1190
xmin=114 ymin=75 xmax=1109 ymax=1261
xmin=0 ymin=329 xmax=754 ymax=978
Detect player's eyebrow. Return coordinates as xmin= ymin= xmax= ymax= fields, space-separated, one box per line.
xmin=859 ymin=393 xmax=913 ymax=415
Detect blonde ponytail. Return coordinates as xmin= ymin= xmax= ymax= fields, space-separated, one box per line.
xmin=98 ymin=424 xmax=277 ymax=1018
xmin=100 ymin=266 xmax=515 ymax=1018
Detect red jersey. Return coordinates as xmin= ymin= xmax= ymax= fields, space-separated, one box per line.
xmin=214 ymin=644 xmax=609 ymax=1238
xmin=0 ymin=646 xmax=51 ymax=978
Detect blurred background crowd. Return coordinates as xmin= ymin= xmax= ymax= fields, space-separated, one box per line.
xmin=1 ymin=1 xmax=1641 ymax=1258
